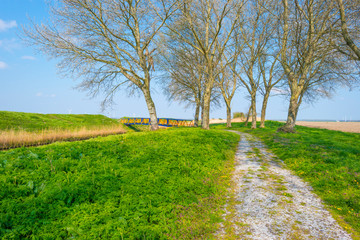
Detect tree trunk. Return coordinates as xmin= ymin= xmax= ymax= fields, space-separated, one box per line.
xmin=244 ymin=103 xmax=252 ymax=127
xmin=194 ymin=102 xmax=200 ymax=127
xmin=201 ymin=100 xmax=204 ymax=126
xmin=226 ymin=103 xmax=231 ymax=128
xmin=202 ymin=87 xmax=212 ymax=130
xmin=142 ymin=88 xmax=159 ymax=131
xmin=260 ymin=90 xmax=270 ymax=128
xmin=278 ymin=94 xmax=300 ymax=133
xmin=251 ymin=92 xmax=257 ymax=129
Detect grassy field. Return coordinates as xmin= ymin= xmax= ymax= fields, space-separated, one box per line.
xmin=0 ymin=128 xmax=239 ymax=239
xmin=0 ymin=111 xmax=128 ymax=149
xmin=0 ymin=111 xmax=119 ymax=131
xmin=212 ymin=121 xmax=360 ymax=237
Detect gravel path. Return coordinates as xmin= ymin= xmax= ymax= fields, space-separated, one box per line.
xmin=217 ymin=131 xmax=352 ymax=239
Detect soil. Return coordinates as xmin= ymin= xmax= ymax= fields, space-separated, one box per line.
xmin=295 ymin=121 xmax=360 ymax=133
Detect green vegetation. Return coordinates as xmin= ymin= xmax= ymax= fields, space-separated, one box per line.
xmin=0 ymin=128 xmax=239 ymax=239
xmin=212 ymin=121 xmax=360 ymax=236
xmin=232 ymin=112 xmax=245 ymax=119
xmin=0 ymin=111 xmax=119 ymax=131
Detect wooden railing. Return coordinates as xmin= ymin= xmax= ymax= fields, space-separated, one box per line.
xmin=120 ymin=118 xmax=194 ymax=127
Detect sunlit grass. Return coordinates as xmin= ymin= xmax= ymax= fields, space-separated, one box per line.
xmin=0 ymin=128 xmax=239 ymax=239
xmin=0 ymin=111 xmax=119 ymax=132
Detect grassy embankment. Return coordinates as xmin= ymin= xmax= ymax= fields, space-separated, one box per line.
xmin=0 ymin=128 xmax=239 ymax=239
xmin=212 ymin=121 xmax=360 ymax=237
xmin=0 ymin=111 xmax=128 ymax=149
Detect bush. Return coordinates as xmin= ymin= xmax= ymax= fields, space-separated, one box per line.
xmin=233 ymin=112 xmax=245 ymax=119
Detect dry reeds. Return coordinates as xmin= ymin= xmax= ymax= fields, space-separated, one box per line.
xmin=0 ymin=125 xmax=126 ymax=150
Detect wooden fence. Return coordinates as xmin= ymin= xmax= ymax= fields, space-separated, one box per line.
xmin=120 ymin=118 xmax=194 ymax=127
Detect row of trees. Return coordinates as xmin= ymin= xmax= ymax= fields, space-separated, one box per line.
xmin=26 ymin=0 xmax=359 ymax=132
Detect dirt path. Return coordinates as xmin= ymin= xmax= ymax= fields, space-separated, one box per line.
xmin=217 ymin=131 xmax=352 ymax=239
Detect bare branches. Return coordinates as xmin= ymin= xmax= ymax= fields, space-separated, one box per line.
xmin=336 ymin=0 xmax=360 ymax=61
xmin=23 ymin=0 xmax=181 ymax=130
xmin=230 ymin=0 xmax=279 ymax=129
xmin=215 ymin=54 xmax=238 ymax=127
xmin=277 ymin=0 xmax=357 ymax=132
xmin=23 ymin=0 xmax=359 ymax=132
xmin=164 ymin=0 xmax=245 ymax=129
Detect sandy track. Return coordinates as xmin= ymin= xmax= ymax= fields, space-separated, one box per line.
xmin=217 ymin=131 xmax=352 ymax=239
xmin=295 ymin=121 xmax=360 ymax=133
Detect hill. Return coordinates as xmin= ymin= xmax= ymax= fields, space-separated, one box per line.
xmin=0 ymin=111 xmax=118 ymax=131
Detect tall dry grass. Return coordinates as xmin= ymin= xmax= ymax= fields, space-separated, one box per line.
xmin=0 ymin=125 xmax=126 ymax=150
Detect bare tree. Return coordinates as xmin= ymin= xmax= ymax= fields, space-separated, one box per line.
xmin=158 ymin=29 xmax=221 ymax=127
xmin=258 ymin=52 xmax=285 ymax=128
xmin=278 ymin=0 xmax=356 ymax=132
xmin=244 ymin=101 xmax=252 ymax=126
xmin=216 ymin=58 xmax=238 ymax=127
xmin=231 ymin=0 xmax=275 ymax=129
xmin=159 ymin=42 xmax=204 ymax=126
xmin=165 ymin=0 xmax=244 ymax=129
xmin=24 ymin=0 xmax=178 ymax=131
xmin=241 ymin=0 xmax=285 ymax=128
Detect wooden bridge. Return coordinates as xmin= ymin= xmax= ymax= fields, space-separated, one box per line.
xmin=120 ymin=118 xmax=194 ymax=127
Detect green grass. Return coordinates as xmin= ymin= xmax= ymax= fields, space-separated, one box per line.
xmin=0 ymin=128 xmax=239 ymax=239
xmin=212 ymin=121 xmax=360 ymax=237
xmin=0 ymin=111 xmax=119 ymax=131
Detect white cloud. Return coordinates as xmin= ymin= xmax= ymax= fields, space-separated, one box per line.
xmin=36 ymin=92 xmax=56 ymax=98
xmin=0 ymin=19 xmax=17 ymax=32
xmin=0 ymin=61 xmax=8 ymax=69
xmin=271 ymin=87 xmax=289 ymax=95
xmin=0 ymin=38 xmax=21 ymax=52
xmin=21 ymin=56 xmax=36 ymax=61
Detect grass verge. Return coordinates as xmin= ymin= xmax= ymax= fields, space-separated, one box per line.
xmin=211 ymin=121 xmax=360 ymax=238
xmin=0 ymin=128 xmax=239 ymax=239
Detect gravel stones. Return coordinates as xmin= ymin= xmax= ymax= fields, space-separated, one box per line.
xmin=218 ymin=131 xmax=352 ymax=239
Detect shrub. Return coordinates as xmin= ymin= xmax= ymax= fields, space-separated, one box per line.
xmin=233 ymin=112 xmax=245 ymax=119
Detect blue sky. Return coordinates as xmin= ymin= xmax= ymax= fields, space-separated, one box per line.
xmin=0 ymin=0 xmax=359 ymax=121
